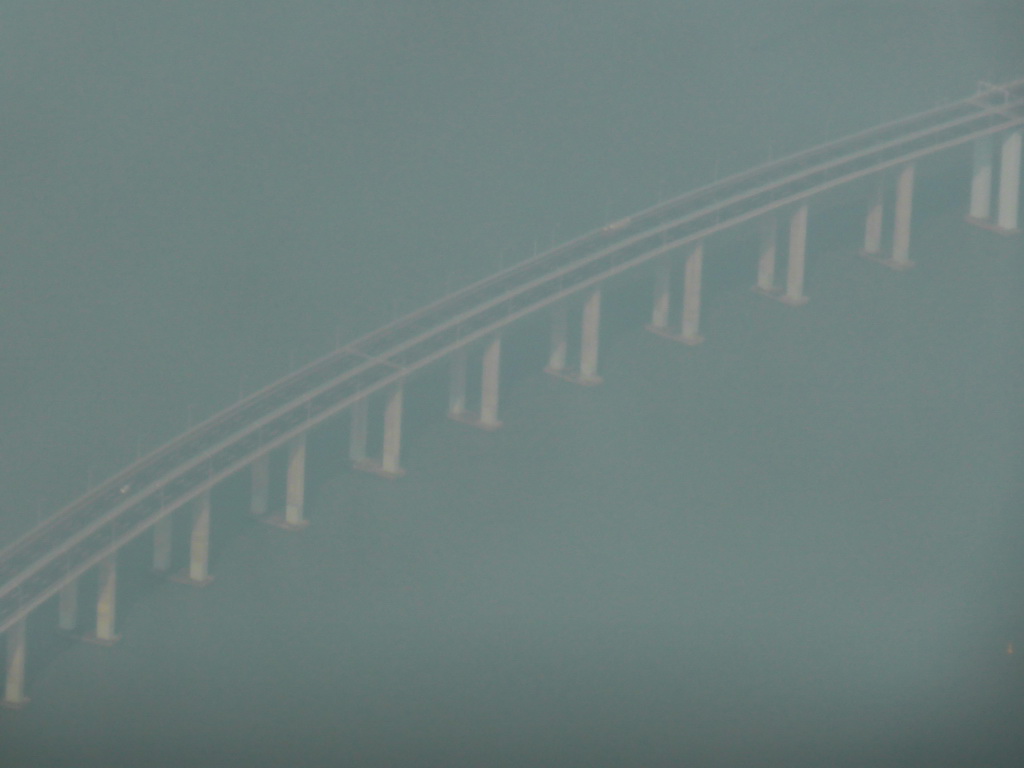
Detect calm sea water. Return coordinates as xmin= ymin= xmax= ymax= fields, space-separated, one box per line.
xmin=1 ymin=4 xmax=1022 ymax=766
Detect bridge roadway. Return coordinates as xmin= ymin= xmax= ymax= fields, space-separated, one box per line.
xmin=1 ymin=79 xmax=1022 ymax=687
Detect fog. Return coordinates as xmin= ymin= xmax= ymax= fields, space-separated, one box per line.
xmin=1 ymin=2 xmax=1022 ymax=766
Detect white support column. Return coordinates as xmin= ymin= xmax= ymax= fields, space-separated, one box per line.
xmin=889 ymin=162 xmax=915 ymax=270
xmin=58 ymin=579 xmax=78 ymax=632
xmin=577 ymin=287 xmax=602 ymax=385
xmin=88 ymin=554 xmax=119 ymax=646
xmin=176 ymin=491 xmax=213 ymax=583
xmin=781 ymin=203 xmax=809 ymax=306
xmin=3 ymin=619 xmax=28 ymax=708
xmin=380 ymin=383 xmax=405 ymax=477
xmin=997 ymin=129 xmax=1022 ymax=233
xmin=349 ymin=397 xmax=368 ymax=466
xmin=478 ymin=334 xmax=502 ymax=430
xmin=271 ymin=435 xmax=308 ymax=530
xmin=862 ymin=178 xmax=884 ymax=257
xmin=544 ymin=303 xmax=568 ymax=376
xmin=153 ymin=514 xmax=172 ymax=573
xmin=968 ymin=134 xmax=994 ymax=224
xmin=755 ymin=216 xmax=777 ymax=295
xmin=448 ymin=348 xmax=468 ymax=419
xmin=679 ymin=242 xmax=704 ymax=345
xmin=250 ymin=454 xmax=269 ymax=516
xmin=648 ymin=258 xmax=672 ymax=332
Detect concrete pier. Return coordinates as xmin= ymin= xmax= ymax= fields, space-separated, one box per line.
xmin=967 ymin=134 xmax=994 ymax=225
xmin=648 ymin=257 xmax=672 ymax=332
xmin=679 ymin=243 xmax=705 ymax=345
xmin=250 ymin=454 xmax=269 ymax=516
xmin=349 ymin=397 xmax=368 ymax=465
xmin=448 ymin=348 xmax=468 ymax=419
xmin=153 ymin=514 xmax=172 ymax=573
xmin=3 ymin=619 xmax=28 ymax=708
xmin=174 ymin=491 xmax=214 ymax=583
xmin=754 ymin=216 xmax=777 ymax=295
xmin=450 ymin=336 xmax=503 ymax=430
xmin=997 ymin=129 xmax=1022 ymax=233
xmin=889 ymin=163 xmax=915 ymax=270
xmin=547 ymin=289 xmax=603 ymax=385
xmin=578 ymin=287 xmax=603 ymax=384
xmin=544 ymin=303 xmax=569 ymax=376
xmin=353 ymin=384 xmax=406 ymax=478
xmin=86 ymin=554 xmax=119 ymax=645
xmin=58 ymin=579 xmax=78 ymax=632
xmin=781 ymin=203 xmax=809 ymax=306
xmin=862 ymin=179 xmax=884 ymax=258
xmin=479 ymin=335 xmax=503 ymax=429
xmin=380 ymin=383 xmax=405 ymax=476
xmin=270 ymin=435 xmax=308 ymax=530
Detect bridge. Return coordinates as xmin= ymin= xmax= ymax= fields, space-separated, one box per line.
xmin=2 ymin=78 xmax=1022 ymax=708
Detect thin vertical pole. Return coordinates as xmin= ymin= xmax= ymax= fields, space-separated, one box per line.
xmin=578 ymin=287 xmax=602 ymax=384
xmin=479 ymin=335 xmax=502 ymax=429
xmin=782 ymin=203 xmax=809 ymax=305
xmin=680 ymin=242 xmax=704 ymax=345
xmin=997 ymin=129 xmax=1022 ymax=232
xmin=891 ymin=163 xmax=915 ymax=269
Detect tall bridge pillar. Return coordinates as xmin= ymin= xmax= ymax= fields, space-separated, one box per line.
xmin=349 ymin=397 xmax=369 ymax=465
xmin=997 ymin=129 xmax=1022 ymax=233
xmin=174 ymin=490 xmax=215 ymax=583
xmin=271 ymin=435 xmax=309 ymax=529
xmin=86 ymin=554 xmax=119 ymax=645
xmin=250 ymin=454 xmax=270 ymax=516
xmin=648 ymin=257 xmax=672 ymax=331
xmin=544 ymin=302 xmax=569 ymax=375
xmin=647 ymin=242 xmax=705 ymax=343
xmin=450 ymin=335 xmax=503 ymax=430
xmin=546 ymin=288 xmax=603 ymax=385
xmin=153 ymin=514 xmax=172 ymax=573
xmin=862 ymin=178 xmax=885 ymax=258
xmin=355 ymin=384 xmax=406 ymax=477
xmin=58 ymin=579 xmax=78 ymax=631
xmin=890 ymin=163 xmax=916 ymax=269
xmin=3 ymin=618 xmax=28 ymax=708
xmin=448 ymin=348 xmax=468 ymax=419
xmin=968 ymin=134 xmax=994 ymax=224
xmin=781 ymin=203 xmax=810 ymax=305
xmin=754 ymin=217 xmax=778 ymax=295
xmin=966 ymin=130 xmax=1021 ymax=234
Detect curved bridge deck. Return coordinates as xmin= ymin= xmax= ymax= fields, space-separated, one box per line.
xmin=1 ymin=79 xmax=1022 ymax=652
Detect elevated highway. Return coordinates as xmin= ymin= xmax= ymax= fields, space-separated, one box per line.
xmin=2 ymin=78 xmax=1022 ymax=707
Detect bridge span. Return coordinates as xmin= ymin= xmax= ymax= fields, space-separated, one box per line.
xmin=2 ymin=78 xmax=1022 ymax=708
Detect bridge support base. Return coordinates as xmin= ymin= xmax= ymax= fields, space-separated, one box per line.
xmin=2 ymin=618 xmax=28 ymax=709
xmin=354 ymin=384 xmax=405 ymax=477
xmin=269 ymin=436 xmax=309 ymax=530
xmin=83 ymin=555 xmax=120 ymax=646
